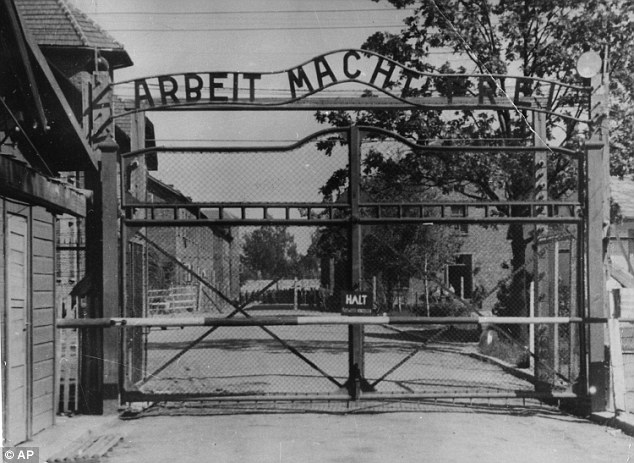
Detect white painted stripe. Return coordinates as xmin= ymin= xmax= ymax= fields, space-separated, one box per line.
xmin=58 ymin=315 xmax=586 ymax=328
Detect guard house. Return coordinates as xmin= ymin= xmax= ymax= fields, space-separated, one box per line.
xmin=1 ymin=0 xmax=91 ymax=444
xmin=2 ymin=0 xmax=137 ymax=444
xmin=15 ymin=0 xmax=141 ymax=410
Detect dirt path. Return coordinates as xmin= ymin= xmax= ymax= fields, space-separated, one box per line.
xmin=107 ymin=313 xmax=616 ymax=462
xmin=136 ymin=321 xmax=536 ymax=397
xmin=103 ymin=403 xmax=632 ymax=463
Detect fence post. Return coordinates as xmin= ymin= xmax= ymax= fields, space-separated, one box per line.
xmin=533 ymin=109 xmax=556 ymax=389
xmin=584 ymin=70 xmax=610 ymax=413
xmin=98 ymin=137 xmax=121 ymax=400
xmin=80 ymin=63 xmax=120 ymax=413
xmin=346 ymin=126 xmax=372 ymax=399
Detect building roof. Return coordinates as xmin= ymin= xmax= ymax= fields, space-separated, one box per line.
xmin=241 ymin=279 xmax=321 ymax=293
xmin=146 ymin=175 xmax=234 ymax=242
xmin=0 ymin=0 xmax=91 ymax=213
xmin=611 ymin=176 xmax=634 ymax=219
xmin=1 ymin=0 xmax=98 ymax=172
xmin=14 ymin=0 xmax=132 ymax=68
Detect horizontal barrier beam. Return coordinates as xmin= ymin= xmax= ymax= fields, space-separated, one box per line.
xmin=56 ymin=315 xmax=598 ymax=329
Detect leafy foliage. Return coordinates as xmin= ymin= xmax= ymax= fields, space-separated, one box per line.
xmin=363 ymin=0 xmax=634 ymax=175
xmin=315 ymin=0 xmax=634 ymax=336
xmin=310 ymin=162 xmax=464 ymax=307
xmin=241 ymin=226 xmax=315 ymax=280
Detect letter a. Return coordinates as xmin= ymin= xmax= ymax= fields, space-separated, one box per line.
xmin=134 ymin=79 xmax=154 ymax=108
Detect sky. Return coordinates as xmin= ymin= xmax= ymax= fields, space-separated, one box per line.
xmin=71 ymin=0 xmax=416 ymax=144
xmin=73 ymin=0 xmax=410 ymax=74
xmin=68 ymin=0 xmax=470 ymax=252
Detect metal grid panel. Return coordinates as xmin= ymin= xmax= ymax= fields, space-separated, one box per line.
xmin=120 ymin=126 xmax=584 ymax=402
xmin=121 ymin=221 xmax=581 ymax=399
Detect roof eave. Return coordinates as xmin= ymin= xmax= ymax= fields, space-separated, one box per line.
xmin=23 ymin=29 xmax=99 ymax=171
xmin=39 ymin=45 xmax=134 ymax=69
xmin=1 ymin=0 xmax=48 ymax=128
xmin=0 ymin=155 xmax=87 ymax=216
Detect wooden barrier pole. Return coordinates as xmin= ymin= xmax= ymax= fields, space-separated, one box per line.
xmin=58 ymin=315 xmax=590 ymax=328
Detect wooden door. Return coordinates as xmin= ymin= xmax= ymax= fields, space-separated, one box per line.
xmin=6 ymin=213 xmax=29 ymax=444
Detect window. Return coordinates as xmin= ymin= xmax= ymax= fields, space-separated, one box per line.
xmin=446 ymin=254 xmax=473 ymax=298
xmin=450 ymin=205 xmax=468 ymax=234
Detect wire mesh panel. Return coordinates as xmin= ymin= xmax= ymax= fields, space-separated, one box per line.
xmin=120 ymin=125 xmax=584 ymax=403
xmin=356 ymin=132 xmax=581 ymax=218
xmin=134 ymin=324 xmax=349 ymax=397
xmin=122 ymin=131 xmax=352 ymax=399
xmin=364 ymin=323 xmax=531 ymax=395
xmin=123 ymin=220 xmax=354 ymax=399
xmin=357 ymin=222 xmax=580 ymax=397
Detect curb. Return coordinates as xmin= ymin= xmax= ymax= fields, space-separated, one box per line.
xmin=467 ymin=351 xmax=538 ymax=385
xmin=473 ymin=351 xmax=634 ymax=437
xmin=590 ymin=411 xmax=634 ymax=437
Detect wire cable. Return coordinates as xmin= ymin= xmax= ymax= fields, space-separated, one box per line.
xmin=108 ymin=24 xmax=405 ymax=33
xmin=87 ymin=8 xmax=415 ymax=16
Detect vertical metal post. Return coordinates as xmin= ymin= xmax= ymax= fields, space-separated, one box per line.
xmin=576 ymin=147 xmax=588 ymax=401
xmin=89 ymin=65 xmax=120 ymax=403
xmin=553 ymin=241 xmax=560 ymax=373
xmin=585 ymin=138 xmax=608 ymax=411
xmin=534 ymin=110 xmax=554 ymax=388
xmin=119 ymin=153 xmax=127 ymax=404
xmin=120 ymin=110 xmax=147 ymax=401
xmin=347 ymin=125 xmax=369 ymax=399
xmin=98 ymin=138 xmax=120 ymax=399
xmin=79 ymin=65 xmax=116 ymax=413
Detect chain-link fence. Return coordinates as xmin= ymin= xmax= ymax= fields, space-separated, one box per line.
xmin=120 ymin=127 xmax=583 ymax=402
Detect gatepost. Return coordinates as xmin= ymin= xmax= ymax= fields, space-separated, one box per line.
xmin=584 ymin=70 xmax=610 ymax=413
xmin=81 ymin=58 xmax=121 ymax=412
xmin=344 ymin=126 xmax=374 ymax=399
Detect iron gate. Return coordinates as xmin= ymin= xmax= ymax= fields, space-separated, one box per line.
xmin=118 ymin=124 xmax=585 ymax=404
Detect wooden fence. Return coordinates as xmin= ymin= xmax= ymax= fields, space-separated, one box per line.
xmin=147 ymin=285 xmax=200 ymax=316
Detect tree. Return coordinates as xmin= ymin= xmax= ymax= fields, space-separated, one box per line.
xmin=240 ymin=226 xmax=301 ymax=280
xmin=310 ymin=161 xmax=464 ymax=311
xmin=354 ymin=0 xmax=634 ymax=183
xmin=316 ymin=0 xmax=634 ymax=340
xmin=363 ymin=223 xmax=463 ymax=310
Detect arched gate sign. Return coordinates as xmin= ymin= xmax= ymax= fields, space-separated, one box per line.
xmin=70 ymin=50 xmax=609 ymax=413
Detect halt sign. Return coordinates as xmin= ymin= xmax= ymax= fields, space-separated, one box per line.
xmin=341 ymin=291 xmax=373 ymax=316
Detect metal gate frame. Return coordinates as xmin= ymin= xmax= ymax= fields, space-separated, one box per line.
xmin=63 ymin=49 xmax=611 ymax=412
xmin=117 ymin=123 xmax=589 ymax=405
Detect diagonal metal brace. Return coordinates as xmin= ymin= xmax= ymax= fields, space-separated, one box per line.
xmin=134 ymin=232 xmax=343 ymax=389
